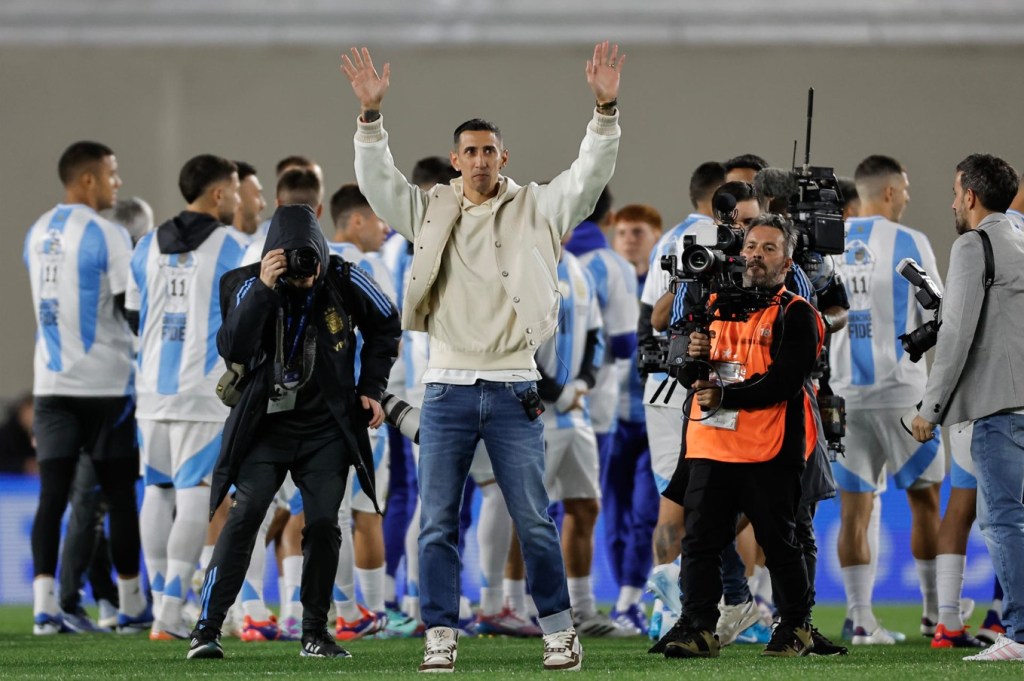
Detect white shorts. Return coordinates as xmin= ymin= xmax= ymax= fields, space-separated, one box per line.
xmin=948 ymin=421 xmax=977 ymax=490
xmin=137 ymin=418 xmax=222 ymax=489
xmin=645 ymin=405 xmax=683 ymax=494
xmin=274 ymin=472 xmax=301 ymax=514
xmin=351 ymin=429 xmax=390 ymax=514
xmin=543 ymin=423 xmax=600 ymax=502
xmin=831 ymin=407 xmax=945 ymax=493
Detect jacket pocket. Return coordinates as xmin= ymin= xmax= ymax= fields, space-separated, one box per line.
xmin=532 ymin=247 xmax=558 ymax=291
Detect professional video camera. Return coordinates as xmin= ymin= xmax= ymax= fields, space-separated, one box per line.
xmin=895 ymin=258 xmax=942 ymax=363
xmin=656 ymin=193 xmax=776 ymax=383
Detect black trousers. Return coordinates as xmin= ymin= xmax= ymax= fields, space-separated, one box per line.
xmin=795 ymin=500 xmax=818 ymax=616
xmin=197 ymin=432 xmax=350 ymax=633
xmin=680 ymin=458 xmax=810 ymax=631
xmin=59 ymin=455 xmax=118 ymax=611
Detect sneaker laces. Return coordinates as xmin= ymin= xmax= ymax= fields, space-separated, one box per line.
xmin=543 ymin=629 xmax=576 ymax=653
xmin=425 ymin=630 xmax=457 ymax=656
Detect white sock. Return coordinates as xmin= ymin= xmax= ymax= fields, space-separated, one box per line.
xmin=504 ymin=578 xmax=527 ymax=613
xmin=282 ymin=555 xmax=304 ymax=622
xmin=241 ymin=506 xmax=273 ymax=620
xmin=616 ymin=586 xmax=643 ymax=612
xmin=404 ymin=501 xmax=421 ymax=601
xmin=916 ymin=558 xmax=939 ymax=622
xmin=117 ymin=576 xmax=146 ymax=618
xmin=460 ymin=595 xmax=473 ymax=622
xmin=476 ymin=483 xmax=513 ymax=616
xmin=747 ymin=565 xmax=767 ymax=600
xmin=139 ymin=485 xmax=174 ymax=609
xmin=993 ymin=598 xmax=1003 ymax=616
xmin=335 ymin=499 xmax=359 ymax=621
xmin=936 ymin=553 xmax=966 ymax=630
xmin=753 ymin=565 xmax=773 ymax=603
xmin=567 ymin=576 xmax=594 ymax=618
xmin=162 ymin=486 xmax=210 ymax=625
xmin=867 ymin=494 xmax=882 ymax=589
xmin=277 ymin=576 xmax=287 ymax=610
xmin=199 ymin=545 xmax=214 ymax=572
xmin=402 ymin=595 xmax=421 ymax=622
xmin=842 ymin=564 xmax=877 ymax=632
xmin=33 ymin=576 xmax=58 ymax=616
xmin=356 ymin=566 xmax=386 ymax=614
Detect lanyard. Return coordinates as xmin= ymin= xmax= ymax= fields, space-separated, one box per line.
xmin=284 ymin=291 xmax=314 ymax=367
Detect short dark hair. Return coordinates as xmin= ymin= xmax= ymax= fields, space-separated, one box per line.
xmin=58 ymin=141 xmax=114 ymax=186
xmin=724 ymin=154 xmax=768 ymax=174
xmin=411 ymin=156 xmax=459 ymax=188
xmin=837 ymin=176 xmax=858 ymax=203
xmin=956 ymin=154 xmax=1019 ymax=213
xmin=854 ymin=155 xmax=905 ymax=182
xmin=178 ymin=154 xmax=237 ymax=204
xmin=614 ymin=204 xmax=663 ymax=232
xmin=234 ymin=161 xmax=257 ymax=182
xmin=453 ymin=119 xmax=502 ymax=148
xmin=748 ymin=213 xmax=797 ymax=258
xmin=275 ymin=155 xmax=316 ymax=177
xmin=585 ymin=186 xmax=613 ymax=224
xmin=689 ymin=161 xmax=727 ymax=209
xmin=276 ymin=168 xmax=322 ymax=208
xmin=713 ymin=181 xmax=757 ymax=206
xmin=330 ymin=183 xmax=372 ymax=227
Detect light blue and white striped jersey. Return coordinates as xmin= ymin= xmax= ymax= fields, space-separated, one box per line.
xmin=328 ymin=243 xmax=398 ymax=381
xmin=575 ymin=247 xmax=638 ymax=433
xmin=1008 ymin=209 xmax=1024 ymax=231
xmin=830 ymin=216 xmax=942 ymax=408
xmin=126 ymin=227 xmax=247 ymax=420
xmin=618 ymin=272 xmax=648 ymax=423
xmin=24 ymin=204 xmax=135 ymax=396
xmin=537 ymin=252 xmax=603 ymax=430
xmin=241 ymin=235 xmax=267 ymax=266
xmin=381 ymin=234 xmax=430 ymax=406
xmin=640 ymin=213 xmax=713 ymax=409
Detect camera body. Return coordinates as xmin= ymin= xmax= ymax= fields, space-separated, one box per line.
xmin=788 ymin=165 xmax=847 ymax=276
xmin=285 ymin=247 xmax=319 ymax=278
xmin=895 ymin=258 xmax=943 ymax=363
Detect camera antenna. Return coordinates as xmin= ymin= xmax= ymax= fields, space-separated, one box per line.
xmin=804 ymin=87 xmax=814 ymax=169
xmin=791 ymin=140 xmax=798 ymax=170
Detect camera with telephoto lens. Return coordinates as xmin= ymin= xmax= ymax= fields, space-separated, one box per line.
xmin=382 ymin=392 xmax=420 ymax=444
xmin=285 ymin=247 xmax=319 ymax=278
xmin=817 ymin=393 xmax=847 ymax=460
xmin=787 ymin=165 xmax=846 ymax=275
xmin=895 ymin=257 xmax=942 ymax=363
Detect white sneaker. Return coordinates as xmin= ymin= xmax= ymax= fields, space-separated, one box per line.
xmin=963 ymin=634 xmax=1024 ymax=661
xmin=419 ymin=626 xmax=457 ymax=673
xmin=572 ymin=611 xmax=631 ymax=638
xmin=851 ymin=625 xmax=896 ymax=645
xmin=97 ymin=599 xmax=119 ymax=629
xmin=716 ymin=599 xmax=762 ymax=646
xmin=542 ymin=627 xmax=582 ymax=671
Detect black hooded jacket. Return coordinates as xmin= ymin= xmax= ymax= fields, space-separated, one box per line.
xmin=210 ymin=204 xmax=401 ymax=518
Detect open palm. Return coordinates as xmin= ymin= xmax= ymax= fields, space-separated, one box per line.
xmin=340 ymin=47 xmax=390 ymax=110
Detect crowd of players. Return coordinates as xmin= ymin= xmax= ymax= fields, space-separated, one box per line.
xmin=21 ymin=119 xmax=1024 ymax=658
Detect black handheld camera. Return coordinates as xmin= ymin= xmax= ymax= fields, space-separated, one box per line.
xmin=896 ymin=258 xmax=942 ymax=363
xmin=286 ymin=247 xmax=319 ymax=278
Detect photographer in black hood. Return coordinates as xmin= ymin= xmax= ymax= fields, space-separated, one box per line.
xmin=187 ymin=204 xmax=400 ymax=660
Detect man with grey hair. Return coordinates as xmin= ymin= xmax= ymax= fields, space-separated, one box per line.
xmin=112 ymin=197 xmax=154 ymax=245
xmin=654 ymin=214 xmax=823 ymax=659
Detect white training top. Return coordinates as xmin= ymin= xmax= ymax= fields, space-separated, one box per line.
xmin=24 ymin=204 xmax=135 ymax=396
xmin=126 ymin=226 xmax=248 ymax=420
xmin=830 ymin=215 xmax=942 ymax=408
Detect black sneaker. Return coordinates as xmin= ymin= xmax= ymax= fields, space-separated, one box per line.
xmin=186 ymin=626 xmax=223 ymax=660
xmin=655 ymin=619 xmax=720 ymax=659
xmin=762 ymin=623 xmax=814 ymax=657
xmin=300 ymin=629 xmax=352 ymax=658
xmin=809 ymin=626 xmax=848 ymax=656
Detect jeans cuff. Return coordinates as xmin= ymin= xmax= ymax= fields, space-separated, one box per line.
xmin=538 ymin=609 xmax=573 ymax=634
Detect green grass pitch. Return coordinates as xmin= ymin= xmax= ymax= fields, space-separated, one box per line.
xmin=0 ymin=604 xmax=1018 ymax=679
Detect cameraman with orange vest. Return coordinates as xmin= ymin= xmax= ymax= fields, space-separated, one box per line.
xmin=658 ymin=215 xmax=824 ymax=659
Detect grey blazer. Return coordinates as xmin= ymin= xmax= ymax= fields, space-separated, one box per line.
xmin=920 ymin=213 xmax=1024 ymax=425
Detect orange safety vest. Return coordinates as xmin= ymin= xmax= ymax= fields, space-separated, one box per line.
xmin=686 ymin=288 xmax=824 ymax=464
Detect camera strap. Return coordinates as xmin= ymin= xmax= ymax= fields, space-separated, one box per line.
xmin=974 ymin=229 xmax=995 ymax=290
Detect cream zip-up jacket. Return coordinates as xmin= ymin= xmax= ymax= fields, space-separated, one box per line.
xmin=354 ymin=110 xmax=620 ymax=371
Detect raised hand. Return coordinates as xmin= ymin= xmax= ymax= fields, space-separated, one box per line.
xmin=340 ymin=47 xmax=391 ymax=113
xmin=586 ymin=40 xmax=625 ymax=105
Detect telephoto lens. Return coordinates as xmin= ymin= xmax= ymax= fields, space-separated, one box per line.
xmin=285 ymin=247 xmax=319 ymax=278
xmin=382 ymin=392 xmax=420 ymax=444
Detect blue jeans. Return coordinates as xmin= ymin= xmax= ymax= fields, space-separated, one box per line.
xmin=971 ymin=412 xmax=1024 ymax=643
xmin=418 ymin=380 xmax=572 ymax=633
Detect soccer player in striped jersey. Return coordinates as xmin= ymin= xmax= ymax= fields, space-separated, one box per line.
xmin=128 ymin=154 xmax=247 ymax=639
xmin=831 ymin=155 xmax=944 ymax=645
xmin=564 ymin=188 xmax=645 ymax=631
xmin=25 ymin=141 xmax=150 ymax=635
xmin=327 ymin=184 xmax=397 ymax=639
xmin=639 ymin=162 xmax=723 ymax=629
